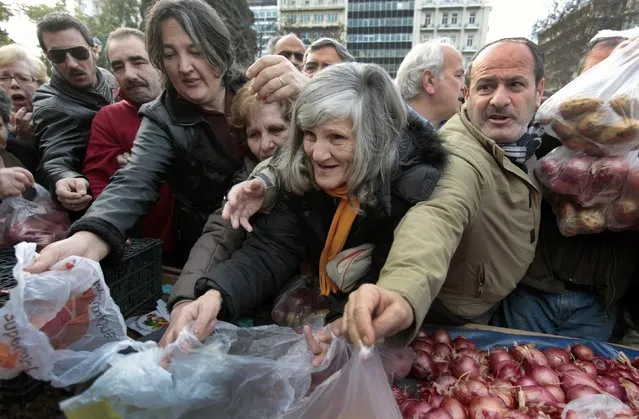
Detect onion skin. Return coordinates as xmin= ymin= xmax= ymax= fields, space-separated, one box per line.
xmin=434 ymin=375 xmax=458 ymax=393
xmin=490 ymin=379 xmax=514 ymax=392
xmin=451 ymin=356 xmax=480 ymax=379
xmin=433 ymin=329 xmax=452 ymax=345
xmin=543 ymin=347 xmax=570 ymax=369
xmin=572 ymin=343 xmax=595 ymax=362
xmin=560 ymin=370 xmax=601 ymax=392
xmin=453 ymin=336 xmax=477 ymax=351
xmin=413 ymin=341 xmax=434 ymax=355
xmin=402 ymin=400 xmax=433 ymax=418
xmin=529 ymin=365 xmax=560 ymax=386
xmin=433 ymin=343 xmax=454 ymax=362
xmin=592 ymin=356 xmax=611 ymax=373
xmin=491 ymin=390 xmax=515 ymax=409
xmin=441 ymin=397 xmax=468 ymax=419
xmin=596 ymin=376 xmax=626 ymax=401
xmin=425 ymin=407 xmax=454 ymax=419
xmin=544 ymin=385 xmax=565 ymax=403
xmin=488 ymin=349 xmax=513 ymax=371
xmin=575 ymin=360 xmax=597 ymax=378
xmin=468 ymin=396 xmax=504 ymax=419
xmin=412 ymin=351 xmax=435 ymax=380
xmin=620 ymin=378 xmax=639 ymax=403
xmin=453 ymin=380 xmax=489 ymax=405
xmin=516 ymin=376 xmax=538 ymax=388
xmin=503 ymin=411 xmax=528 ymax=419
xmin=521 ymin=385 xmax=558 ymax=404
xmin=566 ymin=384 xmax=600 ymax=402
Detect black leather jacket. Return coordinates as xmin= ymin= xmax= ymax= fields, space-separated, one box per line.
xmin=71 ymin=76 xmax=246 ymax=263
xmin=32 ymin=68 xmax=117 ymax=191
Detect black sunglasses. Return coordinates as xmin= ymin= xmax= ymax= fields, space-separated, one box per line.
xmin=47 ymin=46 xmax=91 ymax=64
xmin=279 ymin=50 xmax=304 ymax=62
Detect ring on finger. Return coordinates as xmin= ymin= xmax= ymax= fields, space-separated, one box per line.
xmin=278 ymin=75 xmax=286 ymax=87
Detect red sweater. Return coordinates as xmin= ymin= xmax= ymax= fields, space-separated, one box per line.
xmin=83 ymin=93 xmax=175 ymax=251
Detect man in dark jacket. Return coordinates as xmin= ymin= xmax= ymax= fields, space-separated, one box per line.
xmin=32 ymin=13 xmax=117 ymax=213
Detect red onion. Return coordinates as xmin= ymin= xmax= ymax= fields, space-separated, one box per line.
xmin=434 ymin=375 xmax=458 ymax=393
xmin=433 ymin=329 xmax=452 ymax=345
xmin=433 ymin=343 xmax=454 ymax=362
xmin=427 ymin=392 xmax=445 ymax=408
xmin=521 ymin=385 xmax=558 ymax=404
xmin=392 ymin=384 xmax=412 ymax=404
xmin=490 ymin=379 xmax=514 ymax=392
xmin=412 ymin=351 xmax=435 ymax=380
xmin=434 ymin=362 xmax=451 ymax=376
xmin=544 ymin=385 xmax=565 ymax=403
xmin=417 ymin=329 xmax=429 ymax=339
xmin=529 ymin=365 xmax=560 ymax=386
xmin=468 ymin=396 xmax=504 ymax=419
xmin=488 ymin=349 xmax=513 ymax=371
xmin=566 ymin=384 xmax=600 ymax=402
xmin=561 ymin=370 xmax=601 ymax=392
xmin=491 ymin=390 xmax=515 ymax=409
xmin=555 ymin=363 xmax=582 ymax=375
xmin=453 ymin=380 xmax=489 ymax=405
xmin=453 ymin=336 xmax=477 ymax=351
xmin=516 ymin=376 xmax=537 ymax=387
xmin=492 ymin=360 xmax=522 ymax=382
xmin=543 ymin=347 xmax=570 ymax=368
xmin=575 ymin=360 xmax=597 ymax=378
xmin=412 ymin=340 xmax=434 ymax=355
xmin=572 ymin=343 xmax=594 ymax=361
xmin=403 ymin=400 xmax=433 ymax=418
xmin=596 ymin=376 xmax=626 ymax=401
xmin=441 ymin=397 xmax=468 ymax=419
xmin=620 ymin=378 xmax=639 ymax=403
xmin=451 ymin=356 xmax=480 ymax=379
xmin=592 ymin=355 xmax=611 ymax=373
xmin=425 ymin=407 xmax=453 ymax=419
xmin=503 ymin=411 xmax=528 ymax=419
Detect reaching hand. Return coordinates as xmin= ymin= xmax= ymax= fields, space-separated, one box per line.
xmin=55 ymin=177 xmax=92 ymax=212
xmin=340 ymin=284 xmax=414 ymax=347
xmin=221 ymin=178 xmax=266 ymax=232
xmin=12 ymin=107 xmax=34 ymax=144
xmin=116 ymin=152 xmax=131 ymax=168
xmin=159 ymin=290 xmax=223 ymax=347
xmin=0 ymin=167 xmax=34 ymax=198
xmin=25 ymin=231 xmax=111 ymax=273
xmin=304 ymin=319 xmax=341 ymax=368
xmin=246 ymin=55 xmax=309 ymax=103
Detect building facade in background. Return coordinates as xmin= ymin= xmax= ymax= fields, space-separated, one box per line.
xmin=74 ymin=0 xmax=100 ymax=16
xmin=346 ymin=0 xmax=415 ymax=77
xmin=414 ymin=0 xmax=491 ymax=64
xmin=248 ymin=0 xmax=279 ymax=58
xmin=537 ymin=0 xmax=638 ymax=90
xmin=251 ymin=0 xmax=491 ymax=76
xmin=278 ymin=0 xmax=347 ymax=44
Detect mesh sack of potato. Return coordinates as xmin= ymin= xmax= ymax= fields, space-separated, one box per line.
xmin=536 ymin=146 xmax=639 ymax=235
xmin=536 ymin=38 xmax=639 ymax=156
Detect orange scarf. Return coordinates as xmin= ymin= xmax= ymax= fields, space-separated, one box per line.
xmin=319 ymin=186 xmax=360 ymax=295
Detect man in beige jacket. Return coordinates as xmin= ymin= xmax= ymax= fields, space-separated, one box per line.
xmin=341 ymin=37 xmax=545 ymax=347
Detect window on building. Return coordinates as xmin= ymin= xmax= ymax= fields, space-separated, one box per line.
xmin=469 ymin=12 xmax=476 ymax=24
xmin=424 ymin=13 xmax=431 ymax=26
xmin=288 ymin=15 xmax=296 ymax=24
xmin=441 ymin=13 xmax=448 ymax=25
xmin=301 ymin=15 xmax=309 ymax=23
xmin=466 ymin=34 xmax=474 ymax=47
xmin=315 ymin=14 xmax=323 ymax=22
xmin=328 ymin=13 xmax=337 ymax=22
xmin=451 ymin=13 xmax=458 ymax=25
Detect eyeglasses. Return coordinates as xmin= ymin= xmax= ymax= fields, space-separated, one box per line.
xmin=278 ymin=50 xmax=304 ymax=62
xmin=0 ymin=73 xmax=36 ymax=85
xmin=47 ymin=46 xmax=91 ymax=64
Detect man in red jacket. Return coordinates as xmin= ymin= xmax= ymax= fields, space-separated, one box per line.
xmin=83 ymin=28 xmax=174 ymax=251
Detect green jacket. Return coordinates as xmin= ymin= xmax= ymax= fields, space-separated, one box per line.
xmin=377 ymin=110 xmax=542 ymax=346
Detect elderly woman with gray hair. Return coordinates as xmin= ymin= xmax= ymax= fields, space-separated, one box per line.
xmin=27 ymin=0 xmax=305 ymax=272
xmin=159 ymin=62 xmax=447 ymax=347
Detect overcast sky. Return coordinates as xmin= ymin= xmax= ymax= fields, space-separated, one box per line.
xmin=4 ymin=0 xmax=556 ymax=56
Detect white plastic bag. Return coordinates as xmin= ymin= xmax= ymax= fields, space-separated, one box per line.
xmin=537 ymin=38 xmax=639 ymax=156
xmin=61 ymin=322 xmax=402 ymax=419
xmin=562 ymin=394 xmax=634 ymax=419
xmin=0 ymin=242 xmax=151 ymax=387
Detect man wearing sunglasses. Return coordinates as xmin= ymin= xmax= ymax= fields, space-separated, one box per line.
xmin=31 ymin=13 xmax=117 ymax=213
xmin=267 ymin=34 xmax=306 ymax=71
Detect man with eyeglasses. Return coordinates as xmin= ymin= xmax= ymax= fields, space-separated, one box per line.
xmin=32 ymin=13 xmax=117 ymax=213
xmin=267 ymin=33 xmax=306 ymax=71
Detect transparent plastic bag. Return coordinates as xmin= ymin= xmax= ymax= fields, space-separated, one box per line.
xmin=0 ymin=184 xmax=70 ymax=249
xmin=0 ymin=242 xmax=149 ymax=387
xmin=537 ymin=39 xmax=639 ymax=156
xmin=271 ymin=275 xmax=329 ymax=329
xmin=61 ymin=323 xmax=402 ymax=419
xmin=606 ymin=160 xmax=639 ymax=230
xmin=562 ymin=394 xmax=634 ymax=419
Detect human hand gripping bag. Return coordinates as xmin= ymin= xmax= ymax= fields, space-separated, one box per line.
xmin=0 ymin=242 xmax=152 ymax=387
xmin=0 ymin=184 xmax=70 ymax=249
xmin=60 ymin=322 xmax=403 ymax=419
xmin=536 ymin=38 xmax=639 ymax=156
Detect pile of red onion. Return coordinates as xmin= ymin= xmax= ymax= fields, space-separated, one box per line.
xmin=393 ymin=329 xmax=639 ymax=419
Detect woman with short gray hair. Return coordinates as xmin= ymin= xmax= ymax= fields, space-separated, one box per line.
xmin=160 ymin=62 xmax=447 ymax=347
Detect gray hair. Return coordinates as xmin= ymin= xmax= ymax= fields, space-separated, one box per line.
xmin=267 ymin=35 xmax=282 ymax=54
xmin=304 ymin=37 xmax=354 ymax=63
xmin=395 ymin=40 xmax=457 ymax=101
xmin=145 ymin=0 xmax=241 ymax=87
xmin=274 ymin=62 xmax=406 ymax=208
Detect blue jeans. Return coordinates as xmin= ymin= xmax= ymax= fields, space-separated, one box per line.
xmin=490 ymin=285 xmax=616 ymax=342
